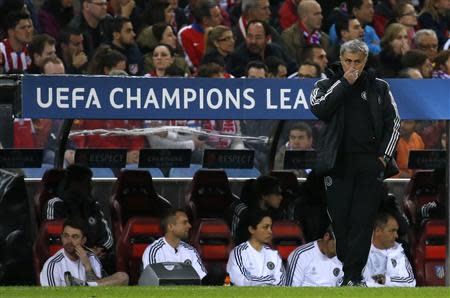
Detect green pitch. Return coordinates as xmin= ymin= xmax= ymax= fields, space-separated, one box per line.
xmin=1 ymin=286 xmax=449 ymax=298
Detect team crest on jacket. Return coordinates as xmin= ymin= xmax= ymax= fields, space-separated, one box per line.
xmin=184 ymin=259 xmax=192 ymax=265
xmin=361 ymin=91 xmax=367 ymax=101
xmin=391 ymin=259 xmax=397 ymax=268
xmin=267 ymin=262 xmax=275 ymax=270
xmin=88 ymin=217 xmax=96 ymax=225
xmin=333 ymin=268 xmax=340 ymax=277
xmin=324 ymin=176 xmax=333 ymax=187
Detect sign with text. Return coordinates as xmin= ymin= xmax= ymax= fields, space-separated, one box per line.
xmin=408 ymin=150 xmax=446 ymax=169
xmin=0 ymin=149 xmax=43 ymax=168
xmin=203 ymin=149 xmax=254 ymax=169
xmin=139 ymin=149 xmax=191 ymax=168
xmin=283 ymin=150 xmax=317 ymax=169
xmin=75 ymin=149 xmax=127 ymax=168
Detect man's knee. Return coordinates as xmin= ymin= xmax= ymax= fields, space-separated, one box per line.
xmin=114 ymin=271 xmax=129 ymax=285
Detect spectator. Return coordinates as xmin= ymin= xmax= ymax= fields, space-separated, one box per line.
xmin=38 ymin=0 xmax=74 ymax=39
xmin=398 ymin=67 xmax=423 ymax=78
xmin=108 ymin=0 xmax=143 ymax=34
xmin=395 ymin=120 xmax=425 ymax=178
xmin=145 ymin=43 xmax=175 ymax=77
xmin=178 ymin=0 xmax=222 ymax=70
xmin=58 ymin=28 xmax=89 ymax=74
xmin=328 ymin=15 xmax=364 ymax=64
xmin=226 ymin=210 xmax=286 ymax=286
xmin=414 ymin=29 xmax=439 ymax=60
xmin=378 ymin=23 xmax=410 ymax=77
xmin=246 ymin=60 xmax=268 ymax=78
xmin=418 ymin=0 xmax=450 ymax=48
xmin=373 ymin=0 xmax=397 ymax=37
xmin=302 ymin=44 xmax=328 ymax=76
xmin=197 ymin=62 xmax=226 ymax=77
xmin=42 ymin=56 xmax=66 ymax=75
xmin=329 ymin=0 xmax=381 ymax=55
xmin=432 ymin=49 xmax=450 ymax=78
xmin=109 ymin=16 xmax=144 ymax=75
xmin=418 ymin=120 xmax=446 ymax=149
xmin=43 ymin=165 xmax=114 ymax=257
xmin=137 ymin=23 xmax=189 ymax=75
xmin=234 ymin=0 xmax=284 ymax=46
xmin=287 ymin=225 xmax=343 ymax=286
xmin=40 ymin=218 xmax=129 ymax=286
xmin=266 ymin=56 xmax=288 ymax=78
xmin=87 ymin=45 xmax=127 ymax=75
xmin=362 ymin=213 xmax=416 ymax=287
xmin=392 ymin=1 xmax=418 ymax=44
xmin=226 ymin=20 xmax=297 ymax=77
xmin=141 ymin=0 xmax=180 ymax=32
xmin=401 ymin=49 xmax=433 ymax=78
xmin=278 ymin=0 xmax=301 ymax=31
xmin=27 ymin=34 xmax=57 ymax=74
xmin=274 ymin=122 xmax=313 ymax=177
xmin=201 ymin=25 xmax=235 ymax=67
xmin=0 ymin=11 xmax=33 ymax=74
xmin=67 ymin=0 xmax=112 ymax=58
xmin=232 ymin=175 xmax=283 ymax=242
xmin=281 ymin=0 xmax=329 ymax=65
xmin=141 ymin=209 xmax=207 ymax=280
xmin=289 ymin=60 xmax=321 ymax=78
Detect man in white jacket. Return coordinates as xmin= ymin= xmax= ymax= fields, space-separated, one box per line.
xmin=363 ymin=212 xmax=416 ymax=287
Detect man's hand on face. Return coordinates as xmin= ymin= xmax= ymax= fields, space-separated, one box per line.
xmin=343 ymin=67 xmax=359 ymax=85
xmin=75 ymin=245 xmax=92 ymax=270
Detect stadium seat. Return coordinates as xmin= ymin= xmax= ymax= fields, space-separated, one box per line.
xmin=22 ymin=163 xmax=54 ymax=179
xmin=224 ymin=167 xmax=261 ymax=178
xmin=169 ymin=164 xmax=202 ymax=178
xmin=116 ymin=217 xmax=163 ymax=285
xmin=271 ymin=220 xmax=305 ymax=262
xmin=190 ymin=218 xmax=233 ymax=285
xmin=413 ymin=219 xmax=446 ymax=286
xmin=110 ymin=170 xmax=171 ymax=240
xmin=34 ymin=168 xmax=65 ymax=222
xmin=269 ymin=170 xmax=301 ymax=216
xmin=32 ymin=219 xmax=64 ymax=285
xmin=185 ymin=169 xmax=238 ymax=222
xmin=125 ymin=163 xmax=165 ymax=178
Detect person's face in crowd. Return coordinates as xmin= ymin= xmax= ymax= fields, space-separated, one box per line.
xmin=86 ymin=0 xmax=108 ymax=21
xmin=436 ymin=0 xmax=450 ymax=13
xmin=62 ymin=225 xmax=87 ymax=259
xmin=247 ymin=67 xmax=267 ymax=78
xmin=303 ymin=1 xmax=323 ymax=32
xmin=263 ymin=192 xmax=283 ymax=209
xmin=353 ymin=0 xmax=374 ymax=25
xmin=61 ymin=0 xmax=73 ymax=8
xmin=215 ymin=30 xmax=235 ymax=56
xmin=375 ymin=217 xmax=399 ymax=250
xmin=249 ymin=216 xmax=273 ymax=245
xmin=161 ymin=26 xmax=177 ymax=49
xmin=397 ymin=3 xmax=417 ymax=28
xmin=118 ymin=21 xmax=136 ymax=46
xmin=323 ymin=232 xmax=337 ymax=258
xmin=390 ymin=29 xmax=409 ymax=55
xmin=35 ymin=42 xmax=57 ymax=67
xmin=67 ymin=34 xmax=85 ymax=56
xmin=311 ymin=48 xmax=328 ymax=72
xmin=152 ymin=45 xmax=174 ymax=72
xmin=9 ymin=18 xmax=34 ymax=45
xmin=169 ymin=211 xmax=192 ymax=240
xmin=340 ymin=51 xmax=367 ymax=75
xmin=420 ymin=58 xmax=433 ymax=78
xmin=251 ymin=0 xmax=271 ymax=22
xmin=43 ymin=62 xmax=66 ymax=74
xmin=298 ymin=64 xmax=319 ymax=78
xmin=406 ymin=68 xmax=423 ymax=79
xmin=400 ymin=120 xmax=416 ymax=135
xmin=168 ymin=0 xmax=179 ymax=7
xmin=342 ymin=19 xmax=364 ymax=42
xmin=275 ymin=64 xmax=287 ymax=78
xmin=289 ymin=129 xmax=312 ymax=150
xmin=245 ymin=23 xmax=269 ymax=55
xmin=205 ymin=6 xmax=223 ymax=27
xmin=416 ymin=34 xmax=439 ymax=59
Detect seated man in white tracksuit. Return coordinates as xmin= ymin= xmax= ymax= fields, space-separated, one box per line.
xmin=363 ymin=212 xmax=416 ymax=287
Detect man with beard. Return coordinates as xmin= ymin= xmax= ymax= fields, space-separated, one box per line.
xmin=40 ymin=218 xmax=128 ymax=286
xmin=226 ymin=20 xmax=297 ymax=78
xmin=141 ymin=209 xmax=207 ymax=280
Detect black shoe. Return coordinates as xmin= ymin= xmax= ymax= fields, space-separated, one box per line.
xmin=64 ymin=271 xmax=86 ymax=286
xmin=345 ymin=280 xmax=367 ymax=287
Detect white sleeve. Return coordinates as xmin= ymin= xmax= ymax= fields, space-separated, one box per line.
xmin=40 ymin=259 xmax=63 ymax=286
xmin=141 ymin=244 xmax=151 ymax=269
xmin=272 ymin=252 xmax=286 ymax=286
xmin=89 ymin=255 xmax=103 ymax=278
xmin=190 ymin=248 xmax=207 ymax=279
xmin=287 ymin=250 xmax=306 ymax=286
xmin=385 ymin=249 xmax=416 ymax=287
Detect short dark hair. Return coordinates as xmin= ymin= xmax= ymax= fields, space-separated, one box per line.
xmin=245 ymin=20 xmax=271 ymax=37
xmin=255 ymin=175 xmax=282 ymax=198
xmin=29 ymin=34 xmax=56 ymax=57
xmin=401 ymin=49 xmax=428 ymax=69
xmin=110 ymin=16 xmax=131 ymax=36
xmin=298 ymin=60 xmax=321 ymax=77
xmin=197 ymin=62 xmax=224 ymax=77
xmin=60 ymin=164 xmax=93 ymax=191
xmin=265 ymin=56 xmax=287 ymax=77
xmin=239 ymin=209 xmax=271 ymax=243
xmin=160 ymin=208 xmax=186 ymax=234
xmin=63 ymin=217 xmax=88 ymax=237
xmin=290 ymin=122 xmax=313 ymax=138
xmin=348 ymin=0 xmax=366 ymax=14
xmin=192 ymin=0 xmax=217 ymax=23
xmin=335 ymin=14 xmax=357 ymax=41
xmin=151 ymin=22 xmax=170 ymax=43
xmin=373 ymin=212 xmax=396 ymax=230
xmin=4 ymin=11 xmax=31 ymax=31
xmin=245 ymin=60 xmax=268 ymax=76
xmin=302 ymin=44 xmax=324 ymax=63
xmin=59 ymin=27 xmax=83 ymax=45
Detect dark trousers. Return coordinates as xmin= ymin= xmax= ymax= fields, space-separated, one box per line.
xmin=325 ymin=153 xmax=384 ymax=281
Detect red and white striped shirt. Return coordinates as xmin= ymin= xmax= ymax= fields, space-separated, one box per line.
xmin=0 ymin=38 xmax=31 ymax=73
